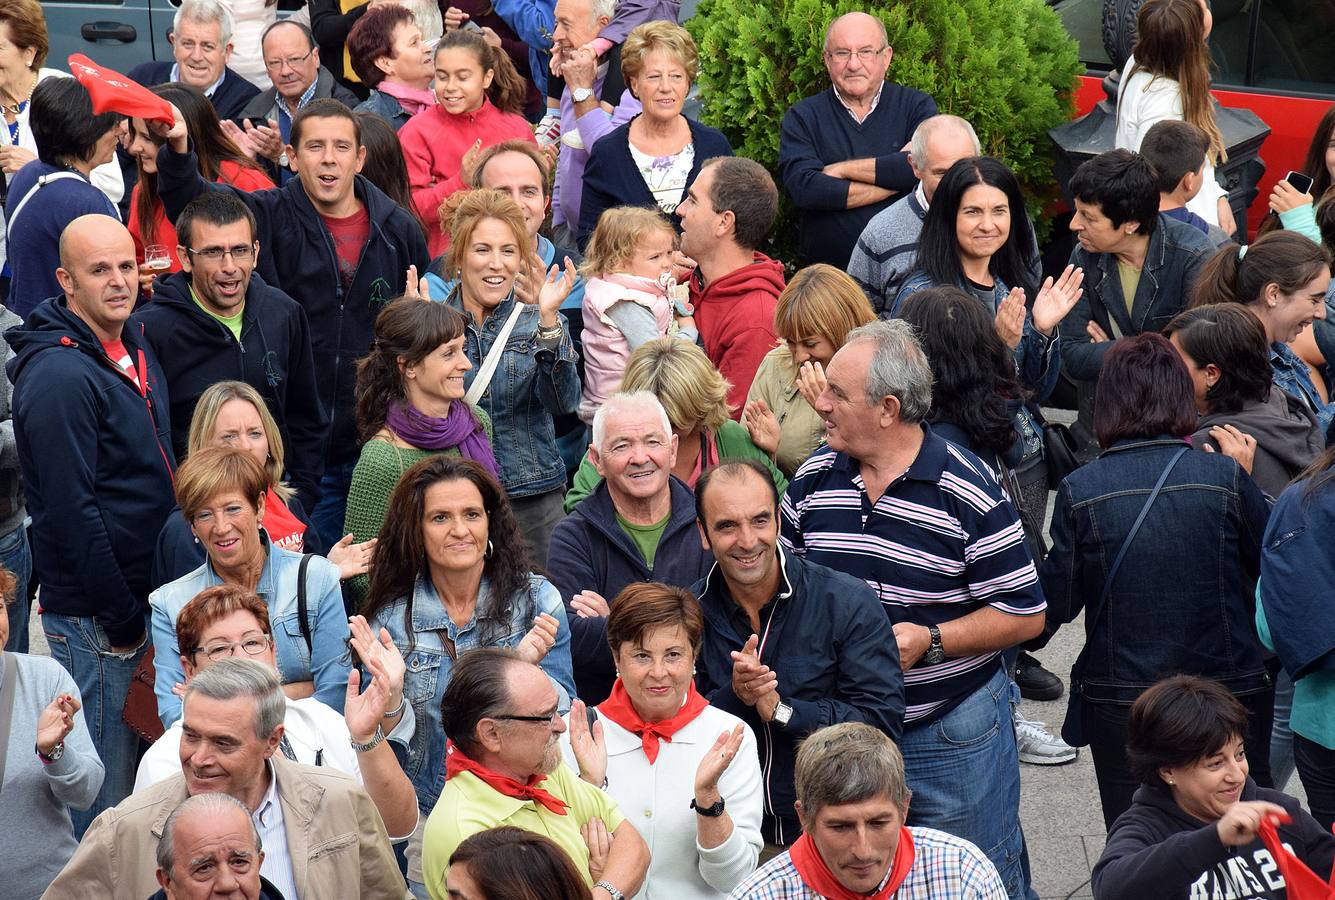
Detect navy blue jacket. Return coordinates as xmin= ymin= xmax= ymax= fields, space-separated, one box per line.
xmin=1040 ymin=438 xmax=1271 ymax=707
xmin=131 ymin=270 xmax=328 ymax=508
xmin=546 ymin=476 xmax=713 ymax=703
xmin=576 ymin=116 xmax=733 ymax=250
xmin=5 ymin=299 xmax=177 ymax=646
xmin=1260 ymin=474 xmax=1335 ymax=680
xmin=155 ymin=144 xmax=430 ymax=467
xmin=693 ymin=549 xmax=906 ymax=846
xmin=126 ymin=61 xmax=261 ymax=120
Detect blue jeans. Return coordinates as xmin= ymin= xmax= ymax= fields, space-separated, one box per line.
xmin=1271 ymin=668 xmax=1296 ymax=789
xmin=41 ymin=611 xmax=149 ymax=838
xmin=0 ymin=524 xmax=31 ymax=653
xmin=309 ymin=460 xmax=357 ymax=551
xmin=899 ymin=665 xmax=1036 ymax=900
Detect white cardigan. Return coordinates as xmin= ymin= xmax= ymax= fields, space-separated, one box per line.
xmin=1115 ymin=54 xmax=1228 ymax=227
xmin=561 ymin=702 xmax=764 ymax=899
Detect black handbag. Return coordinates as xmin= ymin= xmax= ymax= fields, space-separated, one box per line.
xmin=1037 ymin=408 xmax=1082 ymax=489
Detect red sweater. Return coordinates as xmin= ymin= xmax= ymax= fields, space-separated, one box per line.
xmin=399 ymin=97 xmax=537 ymax=257
xmin=129 ymin=159 xmax=274 ymax=271
xmin=690 ymin=252 xmax=787 ymax=416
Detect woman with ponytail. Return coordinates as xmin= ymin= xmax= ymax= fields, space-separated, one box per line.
xmin=343 ymin=298 xmax=495 ymax=607
xmin=398 ymin=29 xmax=538 ymax=256
xmin=1115 ymin=0 xmax=1235 ymax=235
xmin=1190 ymin=232 xmax=1333 ymax=427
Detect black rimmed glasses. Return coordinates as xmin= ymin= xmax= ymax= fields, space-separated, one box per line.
xmin=185 ymin=244 xmax=256 ymax=263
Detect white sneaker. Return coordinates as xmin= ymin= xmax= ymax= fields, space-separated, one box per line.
xmin=534 ymin=111 xmax=561 ymax=146
xmin=561 ymin=128 xmax=585 ymax=151
xmin=1014 ymin=711 xmax=1078 ymax=765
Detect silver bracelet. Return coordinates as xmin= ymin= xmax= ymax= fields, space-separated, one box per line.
xmin=350 ymin=725 xmax=385 ymax=753
xmin=594 ymin=880 xmax=625 ymax=900
xmin=383 ymin=695 xmax=406 ymax=719
xmin=535 ymin=322 xmax=563 ymax=342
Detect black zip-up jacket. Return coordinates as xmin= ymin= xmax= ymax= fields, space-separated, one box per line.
xmin=4 ymin=299 xmax=177 ymax=646
xmin=155 ymin=144 xmax=430 ymax=467
xmin=132 ymin=270 xmax=328 ymax=508
xmin=1094 ymin=779 xmax=1335 ymax=899
xmin=693 ymin=549 xmax=906 ymax=846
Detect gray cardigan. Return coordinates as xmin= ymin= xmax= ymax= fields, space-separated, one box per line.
xmin=1 ymin=652 xmax=103 ymax=900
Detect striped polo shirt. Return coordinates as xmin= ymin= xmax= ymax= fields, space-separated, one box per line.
xmin=780 ymin=424 xmax=1045 ymax=725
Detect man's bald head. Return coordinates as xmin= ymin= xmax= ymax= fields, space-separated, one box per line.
xmin=823 ymin=12 xmax=888 ymax=53
xmin=55 ymin=215 xmax=138 ymax=343
xmin=58 ymin=214 xmax=134 ymax=270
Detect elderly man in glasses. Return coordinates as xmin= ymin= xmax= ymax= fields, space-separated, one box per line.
xmin=776 ymin=11 xmax=937 ymax=270
xmin=131 ymin=191 xmax=327 ymax=511
xmin=420 ymin=648 xmax=650 ymax=900
xmin=133 ymin=584 xmax=419 ymax=845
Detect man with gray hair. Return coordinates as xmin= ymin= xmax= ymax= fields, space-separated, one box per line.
xmin=781 ymin=319 xmax=1046 ymax=900
xmin=42 ymin=659 xmax=405 ymax=900
xmin=127 ymin=0 xmax=261 ymax=119
xmin=151 ymin=793 xmax=284 ymax=900
xmin=547 ymin=391 xmax=714 ymax=702
xmin=732 ymin=722 xmax=1007 ymax=898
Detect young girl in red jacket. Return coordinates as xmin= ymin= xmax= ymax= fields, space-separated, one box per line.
xmin=398 ymin=30 xmax=537 ymax=257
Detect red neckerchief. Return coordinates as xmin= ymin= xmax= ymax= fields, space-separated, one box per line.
xmin=443 ymin=741 xmax=569 ymax=815
xmin=788 ymin=827 xmax=915 ymax=899
xmin=596 ymin=679 xmax=710 ymax=764
xmin=1257 ymin=814 xmax=1335 ymax=899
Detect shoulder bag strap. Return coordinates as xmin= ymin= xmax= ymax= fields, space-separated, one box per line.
xmin=7 ymin=172 xmax=86 ymax=238
xmin=0 ymin=652 xmax=16 ymax=792
xmin=1083 ymin=446 xmax=1189 ymax=639
xmin=297 ymin=553 xmax=314 ymax=657
xmin=464 ymin=300 xmax=526 ymax=407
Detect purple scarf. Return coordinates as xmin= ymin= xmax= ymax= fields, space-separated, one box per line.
xmin=385 ymin=400 xmax=501 ymax=480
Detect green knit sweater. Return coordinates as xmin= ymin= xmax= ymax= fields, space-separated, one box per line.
xmin=343 ymin=405 xmax=492 ymax=608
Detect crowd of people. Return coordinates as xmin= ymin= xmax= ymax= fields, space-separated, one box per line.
xmin=1 ymin=0 xmax=1335 ymax=896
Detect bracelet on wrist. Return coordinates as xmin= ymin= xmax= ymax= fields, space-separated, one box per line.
xmin=350 ymin=725 xmax=385 ymax=753
xmin=383 ymin=694 xmax=406 ymax=719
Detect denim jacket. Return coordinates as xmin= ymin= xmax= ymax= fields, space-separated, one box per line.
xmin=1061 ymin=215 xmax=1213 ymax=381
xmin=1040 ymin=438 xmax=1271 ymax=704
xmin=149 ymin=531 xmax=351 ymax=727
xmin=425 ymin=277 xmax=581 ymax=498
xmin=1271 ymin=341 xmax=1334 ymax=431
xmin=372 ymin=573 xmax=575 ymax=812
xmin=354 ymin=90 xmax=409 ymax=131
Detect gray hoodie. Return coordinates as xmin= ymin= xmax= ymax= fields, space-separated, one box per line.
xmin=1193 ymin=385 xmax=1324 ymax=497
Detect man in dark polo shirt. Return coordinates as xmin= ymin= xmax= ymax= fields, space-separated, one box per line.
xmin=781 ymin=318 xmax=1046 ymax=900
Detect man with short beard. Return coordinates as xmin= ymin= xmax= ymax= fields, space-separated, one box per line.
xmin=421 ymin=648 xmax=650 ymax=900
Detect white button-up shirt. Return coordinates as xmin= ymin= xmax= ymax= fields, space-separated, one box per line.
xmin=253 ymin=759 xmax=300 ymax=900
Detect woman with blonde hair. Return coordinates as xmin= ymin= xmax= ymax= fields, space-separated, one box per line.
xmin=565 ymin=338 xmax=786 ymax=509
xmin=153 ymin=381 xmax=375 ymax=588
xmin=1115 ymin=0 xmax=1234 ymax=233
xmin=424 ymin=189 xmax=579 ymax=566
xmin=742 ymin=264 xmax=875 ymax=477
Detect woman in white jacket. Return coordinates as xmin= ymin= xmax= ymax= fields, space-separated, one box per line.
xmin=1115 ymin=0 xmax=1234 ymax=236
xmin=563 ymin=582 xmax=764 ymax=899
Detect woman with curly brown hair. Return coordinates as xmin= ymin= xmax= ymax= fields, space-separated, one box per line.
xmin=343 ymin=298 xmax=495 ymax=608
xmin=362 ymin=456 xmax=574 ymax=899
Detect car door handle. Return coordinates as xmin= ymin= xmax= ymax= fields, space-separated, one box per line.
xmin=81 ymin=21 xmax=138 ymax=43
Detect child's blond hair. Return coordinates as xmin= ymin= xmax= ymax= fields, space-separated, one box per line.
xmin=581 ymin=206 xmax=677 ymax=279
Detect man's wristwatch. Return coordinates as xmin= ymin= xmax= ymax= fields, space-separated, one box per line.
xmin=923 ymin=624 xmax=946 ymax=665
xmin=691 ymin=797 xmax=726 ymax=817
xmin=771 ymin=700 xmax=793 ymax=727
xmin=594 ymin=880 xmax=625 ymax=900
xmin=37 ymin=741 xmax=64 ymax=764
xmin=572 ymin=86 xmax=594 ymax=103
xmin=350 ymin=725 xmax=385 ymax=753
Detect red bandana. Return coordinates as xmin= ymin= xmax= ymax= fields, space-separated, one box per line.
xmin=1257 ymin=814 xmax=1335 ymax=899
xmin=597 ymin=679 xmax=710 ymax=764
xmin=443 ymin=741 xmax=569 ymax=815
xmin=788 ymin=827 xmax=915 ymax=900
xmin=67 ymin=55 xmax=174 ymax=124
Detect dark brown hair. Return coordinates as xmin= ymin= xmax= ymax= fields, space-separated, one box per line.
xmin=346 ymin=3 xmax=415 ymax=89
xmin=362 ymin=458 xmax=532 ymax=646
xmin=354 ymin=110 xmax=427 ymax=240
xmin=448 ymin=827 xmax=592 ymax=900
xmin=175 ymin=585 xmax=271 ymax=659
xmin=704 ymin=157 xmax=778 ymax=251
xmin=354 ymin=299 xmax=468 ymax=441
xmin=1191 ymin=232 xmax=1331 ymax=311
xmin=605 ymin=583 xmax=704 ymax=659
xmin=1303 ymin=105 xmax=1335 ymax=204
xmin=1130 ymin=0 xmax=1224 ymax=164
xmin=1163 ymin=304 xmax=1272 ymax=414
xmin=434 ymin=30 xmax=527 ymax=118
xmin=1127 ymin=675 xmax=1249 ymax=788
xmin=1093 ymin=333 xmax=1197 ymax=448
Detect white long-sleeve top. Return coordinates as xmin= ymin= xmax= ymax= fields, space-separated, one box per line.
xmin=561 ymin=702 xmax=764 ymax=899
xmin=1115 ymin=54 xmax=1228 ymax=228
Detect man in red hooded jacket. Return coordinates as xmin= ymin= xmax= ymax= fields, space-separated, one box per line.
xmin=678 ymin=157 xmax=786 ymax=415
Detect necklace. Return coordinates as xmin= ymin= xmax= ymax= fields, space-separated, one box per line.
xmin=1 ymin=71 xmax=37 ymax=117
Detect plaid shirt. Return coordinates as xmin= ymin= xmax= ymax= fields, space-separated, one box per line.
xmin=728 ymin=827 xmax=1008 ymax=899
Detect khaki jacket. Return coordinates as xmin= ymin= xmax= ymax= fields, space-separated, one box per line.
xmin=42 ymin=756 xmax=407 ymax=900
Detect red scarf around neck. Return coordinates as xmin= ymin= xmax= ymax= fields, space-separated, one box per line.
xmin=597 ymin=679 xmax=710 ymax=764
xmin=443 ymin=741 xmax=569 ymax=815
xmin=788 ymin=826 xmax=915 ymax=899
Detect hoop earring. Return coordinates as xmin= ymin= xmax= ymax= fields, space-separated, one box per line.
xmin=486 ymin=540 xmax=494 ymax=558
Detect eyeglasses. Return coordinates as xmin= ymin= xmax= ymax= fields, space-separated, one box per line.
xmin=826 ymin=46 xmax=887 ymax=63
xmin=264 ymin=47 xmax=315 ymax=72
xmin=492 ymin=709 xmax=562 ymax=726
xmin=192 ymin=633 xmax=273 ymax=662
xmin=186 ymin=244 xmax=255 ymax=262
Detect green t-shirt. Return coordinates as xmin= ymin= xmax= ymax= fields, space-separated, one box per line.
xmin=190 ymin=285 xmax=244 ymax=342
xmin=616 ymin=510 xmax=670 ymax=569
xmin=1117 ymin=261 xmax=1142 ymax=317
